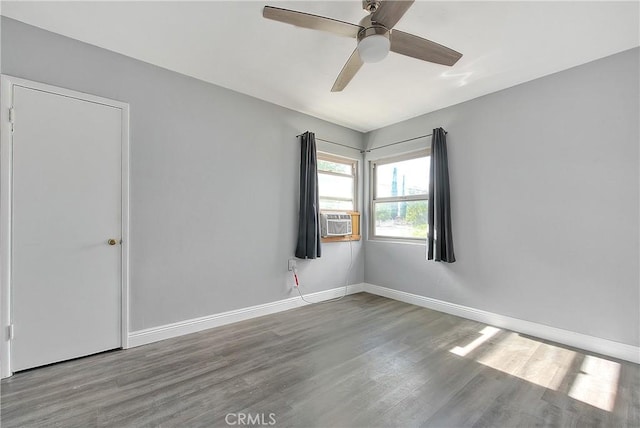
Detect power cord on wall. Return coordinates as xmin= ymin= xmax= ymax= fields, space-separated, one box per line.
xmin=293 ymin=239 xmax=353 ymax=304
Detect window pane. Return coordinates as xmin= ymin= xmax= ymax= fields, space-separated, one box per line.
xmin=376 ymin=157 xmax=429 ymax=198
xmin=318 ymin=159 xmax=352 ymax=175
xmin=318 ymin=173 xmax=353 ymax=199
xmin=320 ymin=198 xmax=353 ymax=211
xmin=374 ymin=200 xmax=428 ymax=239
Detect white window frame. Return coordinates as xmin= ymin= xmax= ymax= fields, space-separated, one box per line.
xmin=317 ymin=151 xmax=358 ymax=212
xmin=370 ymin=149 xmax=430 ymax=242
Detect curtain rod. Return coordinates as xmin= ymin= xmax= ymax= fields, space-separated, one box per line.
xmin=296 ymin=134 xmax=361 ymax=152
xmin=363 ymin=131 xmax=446 ymax=153
xmin=296 ymin=130 xmax=447 ymax=154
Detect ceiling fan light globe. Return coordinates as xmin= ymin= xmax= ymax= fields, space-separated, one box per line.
xmin=357 ymin=34 xmax=390 ymax=63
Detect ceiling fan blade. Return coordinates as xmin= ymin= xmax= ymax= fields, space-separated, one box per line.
xmin=391 ymin=30 xmax=462 ymax=66
xmin=331 ymin=49 xmax=364 ymax=92
xmin=263 ymin=6 xmax=363 ymax=38
xmin=371 ymin=1 xmax=415 ymax=29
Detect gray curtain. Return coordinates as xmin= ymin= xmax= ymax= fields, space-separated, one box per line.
xmin=295 ymin=131 xmax=321 ymax=259
xmin=428 ymin=128 xmax=455 ymax=262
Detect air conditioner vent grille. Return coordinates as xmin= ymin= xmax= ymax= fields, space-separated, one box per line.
xmin=321 ymin=212 xmax=352 ymax=237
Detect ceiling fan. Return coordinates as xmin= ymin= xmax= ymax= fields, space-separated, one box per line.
xmin=263 ymin=0 xmax=463 ymax=92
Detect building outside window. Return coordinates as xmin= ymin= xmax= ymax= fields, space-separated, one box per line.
xmin=371 ymin=150 xmax=429 ymax=240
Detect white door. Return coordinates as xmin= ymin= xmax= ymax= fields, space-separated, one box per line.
xmin=11 ymin=85 xmax=123 ymax=371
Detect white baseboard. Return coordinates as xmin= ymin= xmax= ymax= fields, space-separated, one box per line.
xmin=128 ymin=283 xmax=365 ymax=348
xmin=363 ymin=283 xmax=640 ymax=364
xmin=128 ymin=281 xmax=638 ymax=364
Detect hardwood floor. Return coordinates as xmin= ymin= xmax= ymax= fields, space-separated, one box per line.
xmin=1 ymin=293 xmax=638 ymax=427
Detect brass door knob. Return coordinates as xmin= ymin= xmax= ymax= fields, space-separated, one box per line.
xmin=107 ymin=239 xmax=118 ymax=246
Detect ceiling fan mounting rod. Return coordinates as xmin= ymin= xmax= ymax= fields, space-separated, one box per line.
xmin=362 ymin=0 xmax=381 ymax=13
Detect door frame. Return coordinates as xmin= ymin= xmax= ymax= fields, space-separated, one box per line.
xmin=0 ymin=75 xmax=130 ymax=378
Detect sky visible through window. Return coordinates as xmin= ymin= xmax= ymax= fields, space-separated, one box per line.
xmin=376 ymin=157 xmax=429 ymax=198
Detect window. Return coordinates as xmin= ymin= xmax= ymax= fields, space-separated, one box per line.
xmin=317 ymin=152 xmax=357 ymax=211
xmin=371 ymin=150 xmax=430 ymax=240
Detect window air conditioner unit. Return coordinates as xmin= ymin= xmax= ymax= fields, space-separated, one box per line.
xmin=321 ymin=212 xmax=352 ymax=237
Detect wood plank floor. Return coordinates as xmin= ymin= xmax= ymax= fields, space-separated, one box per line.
xmin=1 ymin=293 xmax=638 ymax=427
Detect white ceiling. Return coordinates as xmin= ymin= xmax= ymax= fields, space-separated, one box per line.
xmin=2 ymin=1 xmax=639 ymax=132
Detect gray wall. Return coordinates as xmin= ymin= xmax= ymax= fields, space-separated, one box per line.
xmin=364 ymin=47 xmax=640 ymax=346
xmin=3 ymin=17 xmax=638 ymax=348
xmin=1 ymin=17 xmax=365 ymax=332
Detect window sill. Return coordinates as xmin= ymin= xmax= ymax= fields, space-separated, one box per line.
xmin=322 ymin=234 xmax=361 ymax=243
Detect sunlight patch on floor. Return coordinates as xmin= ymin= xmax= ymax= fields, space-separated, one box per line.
xmin=450 ymin=328 xmax=576 ymax=391
xmin=474 ymin=332 xmax=577 ymax=390
xmin=450 ymin=326 xmax=501 ymax=357
xmin=448 ymin=326 xmax=622 ymax=412
xmin=568 ymin=355 xmax=620 ymax=412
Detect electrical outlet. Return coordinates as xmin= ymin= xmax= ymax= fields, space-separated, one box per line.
xmin=288 ymin=259 xmax=297 ymax=271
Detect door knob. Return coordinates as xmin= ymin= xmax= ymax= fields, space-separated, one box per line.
xmin=107 ymin=239 xmax=118 ymax=246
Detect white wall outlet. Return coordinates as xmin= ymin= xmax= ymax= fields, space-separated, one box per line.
xmin=288 ymin=259 xmax=297 ymax=272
